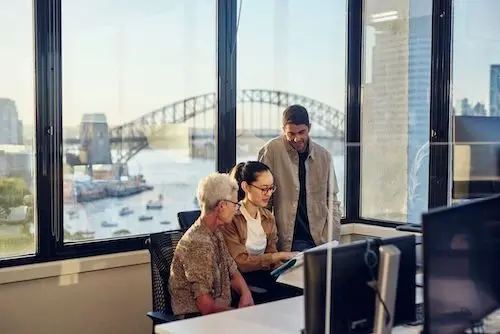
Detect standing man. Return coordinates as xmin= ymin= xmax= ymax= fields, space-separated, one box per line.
xmin=258 ymin=104 xmax=341 ymax=252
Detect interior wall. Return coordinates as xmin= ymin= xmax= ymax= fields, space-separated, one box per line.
xmin=0 ymin=262 xmax=151 ymax=334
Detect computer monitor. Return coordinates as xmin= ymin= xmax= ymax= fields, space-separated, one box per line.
xmin=453 ymin=115 xmax=500 ymax=199
xmin=422 ymin=194 xmax=500 ymax=333
xmin=303 ymin=235 xmax=416 ymax=334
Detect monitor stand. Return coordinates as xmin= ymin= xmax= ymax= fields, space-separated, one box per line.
xmin=373 ymin=244 xmax=401 ymax=334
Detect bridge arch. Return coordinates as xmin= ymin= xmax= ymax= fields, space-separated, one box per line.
xmin=108 ymin=89 xmax=344 ymax=163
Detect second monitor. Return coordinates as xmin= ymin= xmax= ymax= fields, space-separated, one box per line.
xmin=303 ymin=235 xmax=416 ymax=334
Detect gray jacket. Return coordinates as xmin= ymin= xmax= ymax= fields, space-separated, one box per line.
xmin=258 ymin=136 xmax=341 ymax=251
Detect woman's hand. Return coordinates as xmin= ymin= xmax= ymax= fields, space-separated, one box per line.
xmin=238 ymin=291 xmax=254 ymax=308
xmin=278 ymin=251 xmax=299 ymax=261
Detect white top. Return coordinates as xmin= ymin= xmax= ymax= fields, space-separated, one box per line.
xmin=239 ymin=203 xmax=267 ymax=256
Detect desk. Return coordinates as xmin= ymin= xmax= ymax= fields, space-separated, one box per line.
xmin=155 ymin=295 xmax=423 ymax=334
xmin=156 ymin=269 xmax=424 ymax=334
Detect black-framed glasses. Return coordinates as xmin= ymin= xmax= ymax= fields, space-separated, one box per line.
xmin=249 ymin=184 xmax=277 ymax=195
xmin=222 ymin=200 xmax=241 ymax=210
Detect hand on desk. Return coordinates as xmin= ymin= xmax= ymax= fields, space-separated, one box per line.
xmin=238 ymin=292 xmax=255 ymax=309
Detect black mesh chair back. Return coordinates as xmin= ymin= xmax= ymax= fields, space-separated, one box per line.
xmin=177 ymin=210 xmax=201 ymax=231
xmin=147 ymin=230 xmax=183 ymax=319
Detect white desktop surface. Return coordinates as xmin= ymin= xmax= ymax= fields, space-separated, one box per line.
xmin=155 ymin=295 xmax=423 ymax=334
xmin=156 ymin=269 xmax=424 ymax=334
xmin=276 ymin=264 xmax=304 ymax=289
xmin=155 ymin=296 xmax=304 ymax=334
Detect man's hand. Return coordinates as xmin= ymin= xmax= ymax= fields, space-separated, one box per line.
xmin=238 ymin=292 xmax=254 ymax=308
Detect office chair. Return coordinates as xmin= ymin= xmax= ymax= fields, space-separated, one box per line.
xmin=145 ymin=231 xmax=199 ymax=333
xmin=177 ymin=210 xmax=201 ymax=231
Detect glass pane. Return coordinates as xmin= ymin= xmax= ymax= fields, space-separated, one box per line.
xmin=61 ymin=1 xmax=215 ymax=242
xmin=451 ymin=0 xmax=500 ymax=203
xmin=361 ymin=0 xmax=432 ymax=223
xmin=236 ymin=0 xmax=347 ymax=209
xmin=0 ymin=0 xmax=36 ymax=258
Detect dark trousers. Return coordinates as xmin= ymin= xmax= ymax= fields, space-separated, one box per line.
xmin=291 ymin=239 xmax=316 ymax=252
xmin=242 ymin=270 xmax=303 ymax=305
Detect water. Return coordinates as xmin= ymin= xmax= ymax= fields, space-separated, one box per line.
xmin=63 ymin=148 xmax=344 ymax=241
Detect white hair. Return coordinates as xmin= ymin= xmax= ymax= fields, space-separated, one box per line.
xmin=196 ymin=172 xmax=238 ymax=212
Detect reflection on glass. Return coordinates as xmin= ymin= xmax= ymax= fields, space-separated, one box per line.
xmin=61 ymin=0 xmax=215 ymax=242
xmin=452 ymin=0 xmax=500 ymax=202
xmin=361 ymin=0 xmax=432 ymax=223
xmin=0 ymin=0 xmax=36 ymax=258
xmin=235 ymin=0 xmax=347 ymax=207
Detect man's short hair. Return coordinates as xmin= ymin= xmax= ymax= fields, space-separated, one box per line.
xmin=282 ymin=104 xmax=310 ymax=127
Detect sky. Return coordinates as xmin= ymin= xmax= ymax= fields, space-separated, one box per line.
xmin=0 ymin=0 xmax=345 ymax=127
xmin=0 ymin=0 xmax=499 ymax=128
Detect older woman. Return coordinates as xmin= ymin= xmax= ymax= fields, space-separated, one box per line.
xmin=169 ymin=172 xmax=254 ymax=317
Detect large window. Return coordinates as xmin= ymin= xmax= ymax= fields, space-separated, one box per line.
xmin=61 ymin=0 xmax=215 ymax=242
xmin=0 ymin=0 xmax=36 ymax=259
xmin=361 ymin=0 xmax=432 ymax=223
xmin=3 ymin=0 xmax=467 ymax=267
xmin=235 ymin=0 xmax=347 ymax=207
xmin=451 ymin=0 xmax=500 ymax=202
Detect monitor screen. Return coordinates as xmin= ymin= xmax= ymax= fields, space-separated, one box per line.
xmin=303 ymin=235 xmax=416 ymax=334
xmin=453 ymin=116 xmax=500 ymax=199
xmin=423 ymin=195 xmax=500 ymax=333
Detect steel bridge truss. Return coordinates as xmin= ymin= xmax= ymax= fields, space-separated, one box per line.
xmin=104 ymin=89 xmax=344 ymax=163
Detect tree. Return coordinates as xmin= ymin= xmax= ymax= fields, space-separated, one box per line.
xmin=0 ymin=177 xmax=31 ymax=216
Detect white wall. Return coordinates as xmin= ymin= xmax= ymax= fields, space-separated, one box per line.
xmin=0 ymin=251 xmax=152 ymax=334
xmin=0 ymin=224 xmax=419 ymax=334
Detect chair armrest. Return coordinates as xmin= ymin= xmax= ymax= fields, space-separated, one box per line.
xmin=147 ymin=311 xmax=202 ymax=324
xmin=147 ymin=311 xmax=176 ymax=324
xmin=248 ymin=285 xmax=268 ymax=294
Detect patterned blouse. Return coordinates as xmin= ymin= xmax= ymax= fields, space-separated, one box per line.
xmin=169 ymin=219 xmax=238 ymax=315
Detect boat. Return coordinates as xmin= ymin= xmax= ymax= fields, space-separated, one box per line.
xmin=159 ymin=220 xmax=171 ymax=225
xmin=119 ymin=207 xmax=134 ymax=216
xmin=101 ymin=221 xmax=118 ymax=228
xmin=67 ymin=210 xmax=79 ymax=219
xmin=147 ymin=194 xmax=164 ymax=210
xmin=138 ymin=215 xmax=153 ymax=221
xmin=146 ymin=202 xmax=163 ymax=210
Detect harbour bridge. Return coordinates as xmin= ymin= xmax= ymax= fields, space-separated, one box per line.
xmin=64 ymin=89 xmax=344 ymax=167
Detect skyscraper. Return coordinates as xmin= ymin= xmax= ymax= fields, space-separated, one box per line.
xmin=362 ymin=0 xmax=432 ymax=223
xmin=489 ymin=64 xmax=500 ymax=117
xmin=0 ymin=98 xmax=23 ymax=145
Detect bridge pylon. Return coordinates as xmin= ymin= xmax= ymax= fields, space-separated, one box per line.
xmin=66 ymin=114 xmax=113 ymax=176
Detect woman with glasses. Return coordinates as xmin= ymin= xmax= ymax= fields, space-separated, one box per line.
xmin=169 ymin=172 xmax=254 ymax=317
xmin=222 ymin=161 xmax=301 ymax=303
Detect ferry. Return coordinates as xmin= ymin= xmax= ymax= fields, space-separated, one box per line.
xmin=101 ymin=221 xmax=118 ymax=228
xmin=119 ymin=207 xmax=134 ymax=216
xmin=146 ymin=194 xmax=164 ymax=210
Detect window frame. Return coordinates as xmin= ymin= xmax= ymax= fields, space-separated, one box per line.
xmin=1 ymin=0 xmax=455 ymax=268
xmin=352 ymin=0 xmax=453 ymax=226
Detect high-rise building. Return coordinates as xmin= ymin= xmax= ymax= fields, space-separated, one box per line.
xmin=362 ymin=0 xmax=432 ymax=223
xmin=0 ymin=98 xmax=22 ymax=145
xmin=455 ymin=98 xmax=487 ymax=116
xmin=489 ymin=64 xmax=500 ymax=116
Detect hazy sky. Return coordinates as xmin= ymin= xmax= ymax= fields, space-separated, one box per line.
xmin=0 ymin=0 xmax=498 ymax=127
